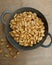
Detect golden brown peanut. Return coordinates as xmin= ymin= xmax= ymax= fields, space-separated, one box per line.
xmin=5 ymin=54 xmax=9 ymax=57
xmin=16 ymin=51 xmax=20 ymax=55
xmin=8 ymin=47 xmax=12 ymax=51
xmin=14 ymin=14 xmax=17 ymax=18
xmin=6 ymin=44 xmax=9 ymax=48
xmin=9 ymin=12 xmax=45 ymax=47
xmin=13 ymin=55 xmax=16 ymax=59
xmin=31 ymin=41 xmax=33 ymax=45
xmin=24 ymin=43 xmax=28 ymax=46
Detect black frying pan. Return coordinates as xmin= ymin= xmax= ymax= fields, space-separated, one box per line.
xmin=1 ymin=7 xmax=52 ymax=50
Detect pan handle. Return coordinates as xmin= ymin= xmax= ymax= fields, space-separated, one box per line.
xmin=1 ymin=10 xmax=13 ymax=25
xmin=41 ymin=33 xmax=52 ymax=48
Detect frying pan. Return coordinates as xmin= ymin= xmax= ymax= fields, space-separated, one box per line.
xmin=1 ymin=7 xmax=52 ymax=50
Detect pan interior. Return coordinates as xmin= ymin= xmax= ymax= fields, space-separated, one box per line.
xmin=5 ymin=7 xmax=48 ymax=50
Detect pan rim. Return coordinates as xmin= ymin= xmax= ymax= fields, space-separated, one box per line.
xmin=5 ymin=7 xmax=48 ymax=50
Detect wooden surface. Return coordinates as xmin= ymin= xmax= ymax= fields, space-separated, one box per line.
xmin=0 ymin=0 xmax=52 ymax=65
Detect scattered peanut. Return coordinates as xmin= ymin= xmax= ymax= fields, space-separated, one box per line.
xmin=13 ymin=55 xmax=16 ymax=59
xmin=5 ymin=54 xmax=9 ymax=57
xmin=0 ymin=38 xmax=5 ymax=45
xmin=6 ymin=44 xmax=9 ymax=48
xmin=8 ymin=47 xmax=12 ymax=51
xmin=16 ymin=51 xmax=20 ymax=55
xmin=0 ymin=38 xmax=20 ymax=58
xmin=0 ymin=38 xmax=4 ymax=42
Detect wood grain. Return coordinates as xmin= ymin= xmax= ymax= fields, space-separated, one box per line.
xmin=0 ymin=0 xmax=52 ymax=65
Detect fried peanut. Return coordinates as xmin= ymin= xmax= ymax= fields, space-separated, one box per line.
xmin=5 ymin=54 xmax=9 ymax=57
xmin=9 ymin=12 xmax=45 ymax=46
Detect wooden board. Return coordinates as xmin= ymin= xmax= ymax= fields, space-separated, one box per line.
xmin=0 ymin=0 xmax=52 ymax=65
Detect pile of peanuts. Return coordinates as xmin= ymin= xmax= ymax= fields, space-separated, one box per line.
xmin=9 ymin=12 xmax=45 ymax=46
xmin=0 ymin=38 xmax=20 ymax=59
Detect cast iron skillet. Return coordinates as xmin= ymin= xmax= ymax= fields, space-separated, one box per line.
xmin=1 ymin=7 xmax=52 ymax=50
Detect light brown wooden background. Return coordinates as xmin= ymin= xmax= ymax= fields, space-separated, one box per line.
xmin=0 ymin=0 xmax=52 ymax=65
